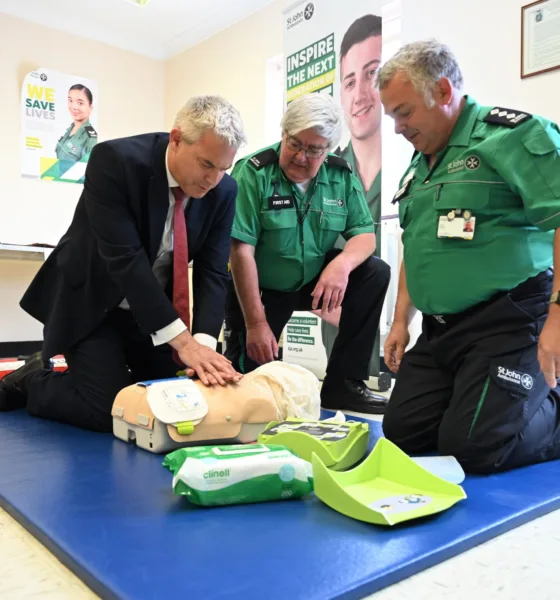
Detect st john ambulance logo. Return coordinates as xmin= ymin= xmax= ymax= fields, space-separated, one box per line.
xmin=465 ymin=156 xmax=480 ymax=170
xmin=497 ymin=366 xmax=534 ymax=390
xmin=521 ymin=374 xmax=534 ymax=390
xmin=304 ymin=3 xmax=315 ymax=19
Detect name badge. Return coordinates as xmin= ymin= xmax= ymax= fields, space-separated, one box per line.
xmin=437 ymin=210 xmax=476 ymax=240
xmin=268 ymin=195 xmax=294 ymax=210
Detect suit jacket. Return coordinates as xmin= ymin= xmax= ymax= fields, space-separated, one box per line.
xmin=20 ymin=133 xmax=237 ymax=358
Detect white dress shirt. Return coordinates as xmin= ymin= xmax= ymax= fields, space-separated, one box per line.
xmin=119 ymin=148 xmax=217 ymax=350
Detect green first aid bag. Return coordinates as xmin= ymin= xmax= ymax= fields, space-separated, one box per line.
xmin=162 ymin=444 xmax=314 ymax=507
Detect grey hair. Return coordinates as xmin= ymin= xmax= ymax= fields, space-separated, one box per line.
xmin=281 ymin=93 xmax=342 ymax=150
xmin=377 ymin=39 xmax=464 ymax=108
xmin=174 ymin=95 xmax=247 ymax=148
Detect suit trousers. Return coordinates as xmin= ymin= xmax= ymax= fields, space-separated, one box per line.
xmin=223 ymin=249 xmax=391 ymax=380
xmin=26 ymin=309 xmax=178 ymax=432
xmin=383 ymin=269 xmax=560 ymax=474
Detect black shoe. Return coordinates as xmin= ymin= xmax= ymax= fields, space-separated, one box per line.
xmin=321 ymin=378 xmax=388 ymax=415
xmin=0 ymin=351 xmax=46 ymax=411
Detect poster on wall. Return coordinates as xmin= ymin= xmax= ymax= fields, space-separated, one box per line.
xmin=521 ymin=0 xmax=560 ymax=78
xmin=281 ymin=0 xmax=383 ymax=379
xmin=21 ymin=68 xmax=99 ymax=184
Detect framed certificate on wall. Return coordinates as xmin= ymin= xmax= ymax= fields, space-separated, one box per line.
xmin=521 ymin=0 xmax=560 ymax=78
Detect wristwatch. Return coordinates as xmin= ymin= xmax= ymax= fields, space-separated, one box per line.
xmin=550 ymin=291 xmax=560 ymax=304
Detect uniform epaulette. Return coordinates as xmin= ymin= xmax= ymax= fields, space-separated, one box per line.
xmin=325 ymin=154 xmax=352 ymax=171
xmin=84 ymin=125 xmax=97 ymax=138
xmin=247 ymin=148 xmax=278 ymax=169
xmin=483 ymin=107 xmax=532 ymax=128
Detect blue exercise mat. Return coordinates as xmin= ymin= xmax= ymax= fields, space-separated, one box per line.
xmin=1 ymin=410 xmax=560 ymax=600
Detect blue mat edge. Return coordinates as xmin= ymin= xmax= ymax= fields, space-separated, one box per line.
xmin=3 ymin=407 xmax=560 ymax=600
xmin=4 ymin=490 xmax=560 ymax=600
xmin=0 ymin=494 xmax=119 ymax=600
xmin=338 ymin=497 xmax=560 ymax=600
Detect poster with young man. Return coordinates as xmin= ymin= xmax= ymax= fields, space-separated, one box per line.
xmin=281 ymin=0 xmax=383 ymax=380
xmin=21 ymin=68 xmax=99 ymax=184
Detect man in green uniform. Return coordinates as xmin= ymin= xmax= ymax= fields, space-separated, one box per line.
xmin=55 ymin=119 xmax=98 ymax=162
xmin=225 ymin=93 xmax=391 ymax=413
xmin=378 ymin=39 xmax=560 ymax=473
xmin=321 ymin=14 xmax=383 ymax=378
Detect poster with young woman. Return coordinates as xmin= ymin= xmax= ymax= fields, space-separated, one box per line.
xmin=21 ymin=68 xmax=99 ymax=184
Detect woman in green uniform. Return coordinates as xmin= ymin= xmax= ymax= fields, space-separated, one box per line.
xmin=225 ymin=93 xmax=391 ymax=415
xmin=55 ymin=84 xmax=97 ymax=162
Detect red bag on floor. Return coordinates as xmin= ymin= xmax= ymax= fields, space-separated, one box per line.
xmin=0 ymin=358 xmax=25 ymax=381
xmin=0 ymin=354 xmax=67 ymax=380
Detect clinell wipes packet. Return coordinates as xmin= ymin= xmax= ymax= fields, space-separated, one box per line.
xmin=163 ymin=444 xmax=313 ymax=506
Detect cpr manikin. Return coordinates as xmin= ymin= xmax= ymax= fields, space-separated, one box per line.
xmin=112 ymin=361 xmax=321 ymax=453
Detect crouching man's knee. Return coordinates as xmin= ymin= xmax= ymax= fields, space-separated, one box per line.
xmin=382 ymin=408 xmax=438 ymax=456
xmin=437 ymin=428 xmax=511 ymax=474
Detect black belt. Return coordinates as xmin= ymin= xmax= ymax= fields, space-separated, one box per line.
xmin=427 ymin=269 xmax=553 ymax=328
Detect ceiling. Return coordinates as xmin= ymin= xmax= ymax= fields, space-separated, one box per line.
xmin=0 ymin=0 xmax=277 ymax=60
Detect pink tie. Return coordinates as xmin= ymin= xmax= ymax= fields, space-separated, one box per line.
xmin=171 ymin=187 xmax=190 ymax=367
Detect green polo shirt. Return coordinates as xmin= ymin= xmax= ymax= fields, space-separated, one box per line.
xmin=231 ymin=142 xmax=374 ymax=292
xmin=397 ymin=95 xmax=560 ymax=315
xmin=335 ymin=141 xmax=381 ymax=256
xmin=55 ymin=119 xmax=98 ymax=162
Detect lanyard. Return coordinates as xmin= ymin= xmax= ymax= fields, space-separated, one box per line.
xmin=392 ymin=147 xmax=451 ymax=205
xmin=294 ymin=177 xmax=319 ymax=224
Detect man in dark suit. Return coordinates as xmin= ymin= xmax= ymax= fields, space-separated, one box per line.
xmin=0 ymin=95 xmax=247 ymax=432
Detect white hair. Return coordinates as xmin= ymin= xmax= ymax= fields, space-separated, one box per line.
xmin=281 ymin=93 xmax=342 ymax=150
xmin=377 ymin=39 xmax=464 ymax=108
xmin=174 ymin=95 xmax=247 ymax=148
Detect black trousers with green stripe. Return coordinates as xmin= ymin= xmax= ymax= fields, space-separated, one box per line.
xmin=383 ymin=269 xmax=560 ymax=474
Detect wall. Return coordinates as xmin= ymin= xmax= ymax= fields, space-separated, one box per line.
xmin=164 ymin=0 xmax=560 ymax=211
xmin=0 ymin=13 xmax=165 ymax=246
xmin=165 ymin=0 xmax=288 ymax=157
xmin=400 ymin=0 xmax=559 ymax=123
xmin=378 ymin=0 xmax=560 ymax=196
xmin=164 ymin=0 xmax=560 ymax=360
xmin=3 ymin=0 xmax=559 ymax=347
xmin=0 ymin=13 xmax=165 ymax=344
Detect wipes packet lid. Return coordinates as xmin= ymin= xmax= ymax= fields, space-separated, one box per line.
xmin=140 ymin=378 xmax=208 ymax=425
xmin=164 ymin=443 xmax=303 ymax=475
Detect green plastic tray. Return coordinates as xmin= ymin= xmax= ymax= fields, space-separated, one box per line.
xmin=312 ymin=437 xmax=467 ymax=526
xmin=257 ymin=418 xmax=369 ymax=471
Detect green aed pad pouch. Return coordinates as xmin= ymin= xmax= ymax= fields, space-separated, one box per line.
xmin=257 ymin=418 xmax=369 ymax=471
xmin=162 ymin=444 xmax=313 ymax=507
